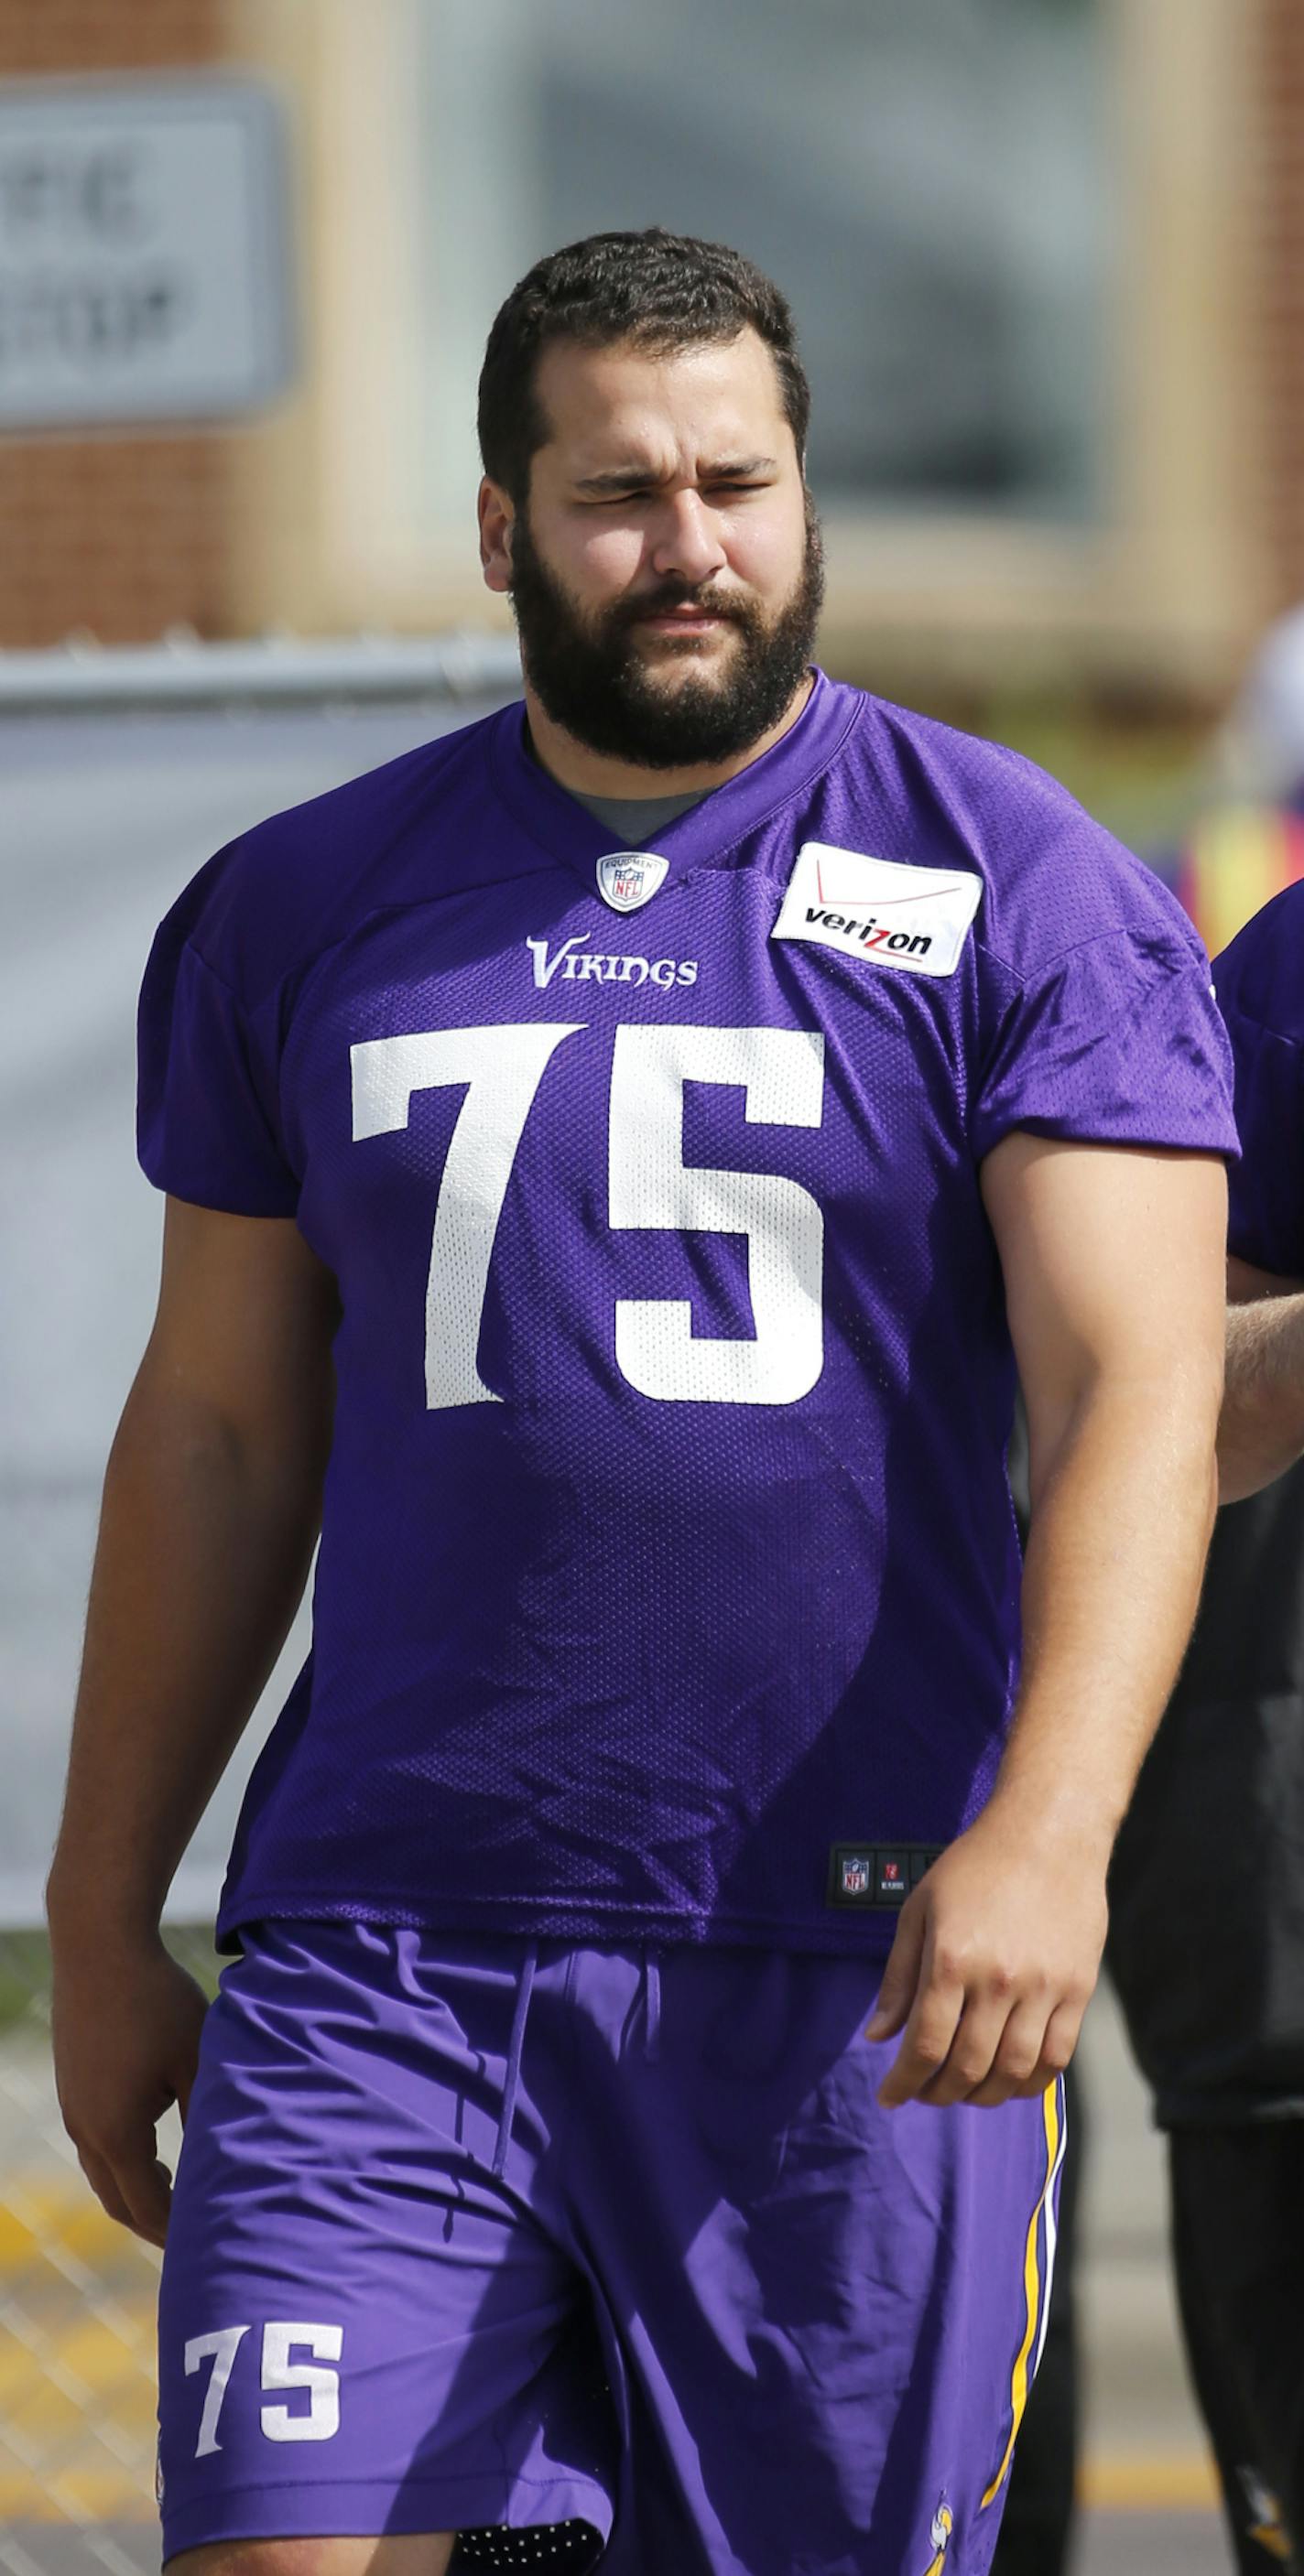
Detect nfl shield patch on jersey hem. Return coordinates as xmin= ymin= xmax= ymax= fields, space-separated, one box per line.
xmin=827 ymin=1844 xmax=944 ymax=1907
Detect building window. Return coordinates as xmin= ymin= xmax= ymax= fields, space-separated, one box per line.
xmin=411 ymin=0 xmax=1107 ymax=533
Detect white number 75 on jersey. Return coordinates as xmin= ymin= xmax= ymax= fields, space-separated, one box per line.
xmin=350 ymin=1021 xmax=826 ymax=1409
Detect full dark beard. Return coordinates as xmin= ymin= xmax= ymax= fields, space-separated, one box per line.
xmin=506 ymin=496 xmax=826 ymax=770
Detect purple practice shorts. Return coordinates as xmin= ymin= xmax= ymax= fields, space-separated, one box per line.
xmin=157 ymin=1923 xmax=1065 ymax=2575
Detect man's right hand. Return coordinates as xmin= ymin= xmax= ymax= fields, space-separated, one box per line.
xmin=45 ymin=1202 xmax=337 ymax=2246
xmin=50 ymin=1935 xmax=211 ymax=2247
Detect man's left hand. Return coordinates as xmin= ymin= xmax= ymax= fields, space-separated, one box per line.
xmin=865 ymin=1808 xmax=1107 ymax=2108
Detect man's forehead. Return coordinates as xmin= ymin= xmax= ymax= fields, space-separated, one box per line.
xmin=535 ymin=329 xmax=789 ymax=463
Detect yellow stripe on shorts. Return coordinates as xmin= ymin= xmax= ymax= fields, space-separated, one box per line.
xmin=980 ymin=2076 xmax=1066 ymax=2511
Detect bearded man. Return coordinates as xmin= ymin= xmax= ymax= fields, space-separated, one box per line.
xmin=49 ymin=229 xmax=1234 ymax=2576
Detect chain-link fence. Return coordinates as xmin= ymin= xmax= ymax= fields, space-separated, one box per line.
xmin=0 ymin=1931 xmax=219 ymax=2576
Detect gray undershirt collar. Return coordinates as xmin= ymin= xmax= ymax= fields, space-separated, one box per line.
xmin=569 ymin=784 xmax=707 ymax=843
xmin=521 ymin=728 xmax=706 ymax=844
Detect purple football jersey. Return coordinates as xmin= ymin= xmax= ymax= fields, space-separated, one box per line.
xmin=136 ymin=672 xmax=1236 ymax=1954
xmin=1213 ymin=882 xmax=1304 ymax=1275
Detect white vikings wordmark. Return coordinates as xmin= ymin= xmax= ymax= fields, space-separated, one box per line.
xmin=526 ymin=934 xmax=698 ymax=990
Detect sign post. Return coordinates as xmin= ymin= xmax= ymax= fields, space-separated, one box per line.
xmin=0 ymin=76 xmax=294 ymax=428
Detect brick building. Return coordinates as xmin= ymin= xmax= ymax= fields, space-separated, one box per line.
xmin=0 ymin=0 xmax=233 ymax=645
xmin=0 ymin=0 xmax=1300 ymax=709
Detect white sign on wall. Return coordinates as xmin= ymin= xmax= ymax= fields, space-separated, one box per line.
xmin=0 ymin=76 xmax=293 ymax=428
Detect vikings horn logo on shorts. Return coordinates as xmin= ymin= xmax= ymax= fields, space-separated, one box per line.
xmin=1240 ymin=2468 xmax=1291 ymax=2562
xmin=922 ymin=2499 xmax=953 ymax=2573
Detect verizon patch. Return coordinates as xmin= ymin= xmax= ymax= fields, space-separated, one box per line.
xmin=771 ymin=842 xmax=983 ymax=980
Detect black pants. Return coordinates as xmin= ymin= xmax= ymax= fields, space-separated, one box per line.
xmin=1169 ymin=2125 xmax=1304 ymax=2573
xmin=989 ymin=2055 xmax=1083 ymax=2576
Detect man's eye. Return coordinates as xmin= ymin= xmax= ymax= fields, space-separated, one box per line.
xmin=585 ymin=483 xmax=765 ymax=504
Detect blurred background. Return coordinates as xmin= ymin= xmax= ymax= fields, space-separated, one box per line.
xmin=4 ymin=2 xmax=1303 ymax=2571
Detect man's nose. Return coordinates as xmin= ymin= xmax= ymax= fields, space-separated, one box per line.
xmin=647 ymin=490 xmax=729 ymax=585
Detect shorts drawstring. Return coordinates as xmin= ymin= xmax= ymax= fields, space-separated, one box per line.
xmin=494 ymin=1946 xmax=657 ymax=2173
xmin=493 ymin=1942 xmax=538 ymax=2178
xmin=644 ymin=1949 xmax=661 ymax=2063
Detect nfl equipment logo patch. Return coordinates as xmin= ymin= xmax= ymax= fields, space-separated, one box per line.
xmin=596 ymin=851 xmax=669 ymax=914
xmin=840 ymin=1853 xmax=872 ymax=1897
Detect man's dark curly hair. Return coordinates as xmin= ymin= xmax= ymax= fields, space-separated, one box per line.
xmin=477 ymin=228 xmax=811 ymax=503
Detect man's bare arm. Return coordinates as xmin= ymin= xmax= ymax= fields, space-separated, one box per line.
xmin=869 ymin=1137 xmax=1227 ymax=2107
xmin=1217 ymin=1254 xmax=1304 ymax=1504
xmin=47 ymin=1197 xmax=338 ymax=2244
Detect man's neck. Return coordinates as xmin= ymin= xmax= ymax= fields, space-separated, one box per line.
xmin=521 ymin=670 xmax=815 ymax=802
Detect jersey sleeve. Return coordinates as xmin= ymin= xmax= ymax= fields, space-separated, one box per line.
xmin=1213 ymin=899 xmax=1304 ymax=1277
xmin=136 ymin=844 xmax=300 ymax=1218
xmin=972 ymin=925 xmax=1238 ymax=1166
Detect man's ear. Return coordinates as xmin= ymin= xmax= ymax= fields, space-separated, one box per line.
xmin=478 ymin=478 xmax=516 ymax=594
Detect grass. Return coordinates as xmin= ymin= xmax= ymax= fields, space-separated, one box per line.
xmin=0 ymin=1927 xmax=223 ymax=2037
